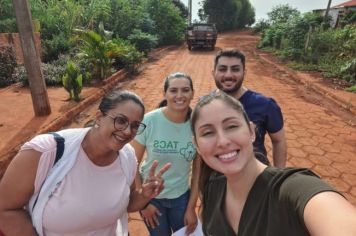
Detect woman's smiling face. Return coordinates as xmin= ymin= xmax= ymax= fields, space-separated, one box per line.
xmin=194 ymin=99 xmax=255 ymax=176
xmin=164 ymin=77 xmax=194 ymax=111
xmin=97 ymin=100 xmax=144 ymax=151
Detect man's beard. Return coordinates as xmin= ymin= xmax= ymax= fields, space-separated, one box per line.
xmin=214 ymin=78 xmax=243 ymax=96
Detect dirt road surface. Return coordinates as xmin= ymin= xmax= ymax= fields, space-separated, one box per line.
xmin=0 ymin=30 xmax=355 ymax=235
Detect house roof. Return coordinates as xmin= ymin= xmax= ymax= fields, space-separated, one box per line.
xmin=332 ymin=0 xmax=356 ymax=8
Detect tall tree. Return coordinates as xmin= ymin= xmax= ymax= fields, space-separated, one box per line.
xmin=267 ymin=4 xmax=300 ymax=25
xmin=199 ymin=0 xmax=255 ymax=31
xmin=237 ymin=0 xmax=255 ymax=28
xmin=143 ymin=0 xmax=186 ymax=45
xmin=172 ymin=0 xmax=189 ymax=19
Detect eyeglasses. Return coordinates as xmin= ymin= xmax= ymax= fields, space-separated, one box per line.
xmin=104 ymin=113 xmax=146 ymax=135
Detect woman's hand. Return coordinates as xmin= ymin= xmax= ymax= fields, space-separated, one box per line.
xmin=184 ymin=207 xmax=198 ymax=235
xmin=128 ymin=160 xmax=171 ymax=212
xmin=141 ymin=160 xmax=171 ymax=199
xmin=140 ymin=204 xmax=161 ymax=229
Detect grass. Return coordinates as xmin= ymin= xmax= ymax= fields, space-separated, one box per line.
xmin=345 ymin=84 xmax=356 ymax=93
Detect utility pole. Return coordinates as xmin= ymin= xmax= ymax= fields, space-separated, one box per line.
xmin=188 ymin=0 xmax=192 ymax=25
xmin=324 ymin=0 xmax=332 ymax=24
xmin=12 ymin=0 xmax=51 ymax=116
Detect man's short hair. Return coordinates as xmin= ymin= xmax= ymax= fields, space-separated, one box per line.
xmin=214 ymin=48 xmax=246 ymax=70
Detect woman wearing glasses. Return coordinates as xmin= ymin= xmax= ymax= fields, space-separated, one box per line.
xmin=131 ymin=72 xmax=200 ymax=236
xmin=0 ymin=90 xmax=170 ymax=236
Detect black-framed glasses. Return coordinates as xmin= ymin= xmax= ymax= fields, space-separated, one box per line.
xmin=104 ymin=113 xmax=146 ymax=135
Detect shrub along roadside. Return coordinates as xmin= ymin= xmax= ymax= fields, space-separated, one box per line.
xmin=0 ymin=46 xmax=17 ymax=87
xmin=73 ymin=29 xmax=144 ymax=81
xmin=13 ymin=55 xmax=69 ymax=86
xmin=112 ymin=38 xmax=144 ymax=73
xmin=74 ymin=29 xmax=117 ymax=81
xmin=127 ymin=29 xmax=158 ymax=55
xmin=10 ymin=28 xmax=144 ymax=94
xmin=256 ymin=4 xmax=356 ymax=92
xmin=13 ymin=29 xmax=144 ymax=101
xmin=62 ymin=61 xmax=83 ymax=102
xmin=1 ymin=0 xmax=186 ymax=99
xmin=1 ymin=0 xmax=187 ymax=62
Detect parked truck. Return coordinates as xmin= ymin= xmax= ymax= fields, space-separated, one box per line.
xmin=185 ymin=23 xmax=217 ymax=51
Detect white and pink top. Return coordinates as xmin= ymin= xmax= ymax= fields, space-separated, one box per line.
xmin=22 ymin=128 xmax=137 ymax=236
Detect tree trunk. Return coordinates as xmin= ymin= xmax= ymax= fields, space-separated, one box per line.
xmin=12 ymin=0 xmax=51 ymax=116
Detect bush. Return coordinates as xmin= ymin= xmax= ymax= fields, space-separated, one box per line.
xmin=340 ymin=11 xmax=356 ymax=26
xmin=340 ymin=58 xmax=356 ymax=83
xmin=112 ymin=39 xmax=144 ymax=73
xmin=258 ymin=24 xmax=286 ymax=49
xmin=253 ymin=19 xmax=270 ymax=33
xmin=345 ymin=84 xmax=356 ymax=93
xmin=127 ymin=29 xmax=158 ymax=54
xmin=319 ymin=56 xmax=346 ymax=78
xmin=258 ymin=5 xmax=356 ymax=85
xmin=75 ymin=59 xmax=92 ymax=85
xmin=0 ymin=0 xmax=16 ymax=33
xmin=0 ymin=46 xmax=17 ymax=87
xmin=272 ymin=28 xmax=284 ymax=49
xmin=74 ymin=29 xmax=116 ymax=80
xmin=13 ymin=66 xmax=27 ymax=84
xmin=14 ymin=57 xmax=68 ymax=86
xmin=62 ymin=61 xmax=83 ymax=102
xmin=0 ymin=19 xmax=17 ymax=33
xmin=42 ymin=33 xmax=71 ymax=62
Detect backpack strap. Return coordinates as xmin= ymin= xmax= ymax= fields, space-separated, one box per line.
xmin=32 ymin=132 xmax=65 ymax=211
xmin=48 ymin=132 xmax=65 ymax=165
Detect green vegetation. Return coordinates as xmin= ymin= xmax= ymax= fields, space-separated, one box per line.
xmin=256 ymin=4 xmax=356 ymax=92
xmin=14 ymin=56 xmax=69 ymax=86
xmin=74 ymin=29 xmax=118 ymax=81
xmin=0 ymin=0 xmax=17 ymax=32
xmin=127 ymin=29 xmax=158 ymax=55
xmin=142 ymin=0 xmax=186 ymax=45
xmin=62 ymin=61 xmax=83 ymax=102
xmin=345 ymin=84 xmax=356 ymax=92
xmin=112 ymin=38 xmax=144 ymax=73
xmin=198 ymin=0 xmax=255 ymax=31
xmin=0 ymin=46 xmax=17 ymax=87
xmin=0 ymin=0 xmax=188 ymax=99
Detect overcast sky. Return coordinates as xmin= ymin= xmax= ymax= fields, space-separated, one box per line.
xmin=182 ymin=0 xmax=348 ymax=21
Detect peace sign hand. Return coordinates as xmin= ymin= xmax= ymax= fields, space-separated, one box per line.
xmin=141 ymin=160 xmax=171 ymax=199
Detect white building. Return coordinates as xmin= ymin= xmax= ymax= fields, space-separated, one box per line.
xmin=313 ymin=0 xmax=356 ymax=27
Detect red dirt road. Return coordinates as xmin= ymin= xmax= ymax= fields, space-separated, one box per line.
xmin=0 ymin=30 xmax=356 ymax=235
